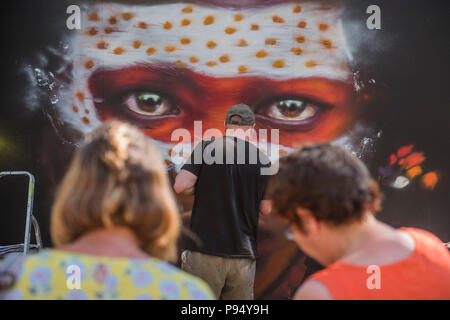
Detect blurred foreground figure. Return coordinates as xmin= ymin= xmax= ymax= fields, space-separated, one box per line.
xmin=267 ymin=144 xmax=450 ymax=300
xmin=0 ymin=121 xmax=214 ymax=300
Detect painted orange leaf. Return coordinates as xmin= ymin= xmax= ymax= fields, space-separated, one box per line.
xmin=421 ymin=172 xmax=439 ymax=190
xmin=403 ymin=152 xmax=425 ymax=169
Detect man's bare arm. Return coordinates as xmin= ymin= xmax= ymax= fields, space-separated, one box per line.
xmin=174 ymin=169 xmax=198 ymax=195
xmin=259 ymin=200 xmax=272 ymax=216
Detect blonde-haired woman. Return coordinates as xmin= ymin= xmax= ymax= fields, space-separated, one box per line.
xmin=0 ymin=121 xmax=214 ymax=300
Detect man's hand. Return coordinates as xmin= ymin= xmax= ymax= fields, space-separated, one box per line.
xmin=174 ymin=169 xmax=198 ymax=195
xmin=259 ymin=200 xmax=272 ymax=216
xmin=181 ymin=186 xmax=195 ymax=195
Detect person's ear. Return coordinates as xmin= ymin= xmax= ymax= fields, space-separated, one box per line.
xmin=295 ymin=207 xmax=319 ymax=234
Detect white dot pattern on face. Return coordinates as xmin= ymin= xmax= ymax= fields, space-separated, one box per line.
xmin=61 ymin=2 xmax=353 ymax=147
xmin=74 ymin=2 xmax=351 ymax=79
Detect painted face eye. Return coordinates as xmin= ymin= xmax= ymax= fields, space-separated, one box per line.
xmin=266 ymin=99 xmax=318 ymax=121
xmin=123 ymin=92 xmax=178 ymax=116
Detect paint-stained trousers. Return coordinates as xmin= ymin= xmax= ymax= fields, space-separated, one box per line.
xmin=181 ymin=250 xmax=256 ymax=300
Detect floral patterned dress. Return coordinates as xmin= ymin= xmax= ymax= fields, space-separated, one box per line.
xmin=0 ymin=249 xmax=215 ymax=300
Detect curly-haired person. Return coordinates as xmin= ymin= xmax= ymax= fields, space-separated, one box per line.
xmin=267 ymin=143 xmax=450 ymax=300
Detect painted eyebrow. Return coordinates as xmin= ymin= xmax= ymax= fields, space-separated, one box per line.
xmin=87 ymin=63 xmax=203 ymax=95
xmin=88 ymin=63 xmax=351 ymax=107
xmin=90 ymin=63 xmax=193 ymax=82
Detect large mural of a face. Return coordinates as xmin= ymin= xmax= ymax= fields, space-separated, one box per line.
xmin=3 ymin=0 xmax=448 ymax=299
xmin=32 ymin=0 xmax=363 ymax=299
xmin=45 ymin=0 xmax=364 ymax=161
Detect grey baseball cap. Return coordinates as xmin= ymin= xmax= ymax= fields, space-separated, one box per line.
xmin=225 ymin=104 xmax=255 ymax=126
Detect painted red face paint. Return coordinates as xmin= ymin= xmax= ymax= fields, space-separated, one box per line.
xmin=88 ymin=65 xmax=356 ymax=147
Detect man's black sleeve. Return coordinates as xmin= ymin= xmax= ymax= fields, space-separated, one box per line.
xmin=181 ymin=140 xmax=204 ymax=177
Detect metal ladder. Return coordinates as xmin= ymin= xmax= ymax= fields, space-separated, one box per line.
xmin=0 ymin=171 xmax=42 ymax=257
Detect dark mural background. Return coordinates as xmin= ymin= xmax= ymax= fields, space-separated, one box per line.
xmin=0 ymin=0 xmax=449 ymax=299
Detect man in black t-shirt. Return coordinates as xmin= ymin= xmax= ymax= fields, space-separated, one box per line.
xmin=174 ymin=104 xmax=272 ymax=300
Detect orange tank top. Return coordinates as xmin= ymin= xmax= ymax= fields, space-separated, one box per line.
xmin=308 ymin=227 xmax=450 ymax=299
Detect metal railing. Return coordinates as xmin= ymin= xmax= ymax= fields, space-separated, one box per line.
xmin=0 ymin=171 xmax=42 ymax=256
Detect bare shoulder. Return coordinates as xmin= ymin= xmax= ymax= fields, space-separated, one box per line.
xmin=293 ymin=280 xmax=334 ymax=300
